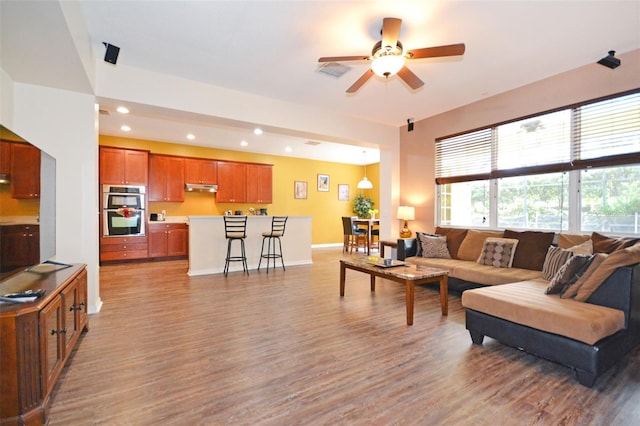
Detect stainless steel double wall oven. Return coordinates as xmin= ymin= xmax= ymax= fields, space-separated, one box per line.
xmin=102 ymin=184 xmax=146 ymax=236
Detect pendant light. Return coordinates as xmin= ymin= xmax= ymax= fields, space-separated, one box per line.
xmin=357 ymin=154 xmax=373 ymax=189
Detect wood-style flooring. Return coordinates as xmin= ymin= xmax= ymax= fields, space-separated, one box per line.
xmin=48 ymin=248 xmax=640 ymax=425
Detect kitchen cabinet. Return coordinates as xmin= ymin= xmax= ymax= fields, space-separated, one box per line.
xmin=216 ymin=161 xmax=247 ymax=203
xmin=0 ymin=224 xmax=39 ymax=272
xmin=246 ymin=164 xmax=273 ymax=204
xmin=100 ymin=235 xmax=148 ymax=262
xmin=149 ymin=154 xmax=185 ymax=202
xmin=184 ymin=158 xmax=217 ymax=184
xmin=10 ymin=143 xmax=40 ymax=198
xmin=0 ymin=265 xmax=88 ymax=426
xmin=99 ymin=146 xmax=148 ymax=185
xmin=0 ymin=140 xmax=11 ymax=175
xmin=148 ymin=222 xmax=188 ymax=258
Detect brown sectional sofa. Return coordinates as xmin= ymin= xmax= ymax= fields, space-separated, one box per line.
xmin=396 ymin=227 xmax=640 ymax=386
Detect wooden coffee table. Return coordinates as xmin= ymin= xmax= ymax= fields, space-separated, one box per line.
xmin=340 ymin=258 xmax=449 ymax=325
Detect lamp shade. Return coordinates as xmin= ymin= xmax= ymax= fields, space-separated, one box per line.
xmin=357 ymin=177 xmax=373 ymax=189
xmin=371 ymin=54 xmax=405 ymax=77
xmin=397 ymin=206 xmax=415 ymax=220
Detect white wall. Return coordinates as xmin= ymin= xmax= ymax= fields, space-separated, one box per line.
xmin=4 ymin=78 xmax=102 ymax=313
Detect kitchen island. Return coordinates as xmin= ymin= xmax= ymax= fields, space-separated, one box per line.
xmin=188 ymin=215 xmax=312 ymax=276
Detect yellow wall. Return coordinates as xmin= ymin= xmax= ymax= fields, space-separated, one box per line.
xmin=100 ymin=135 xmax=379 ymax=245
xmin=0 ymin=186 xmax=39 ymax=216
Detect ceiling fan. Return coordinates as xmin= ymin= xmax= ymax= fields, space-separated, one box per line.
xmin=318 ymin=17 xmax=465 ymax=93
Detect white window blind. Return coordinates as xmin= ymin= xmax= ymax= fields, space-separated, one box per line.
xmin=435 ymin=128 xmax=492 ymax=184
xmin=436 ymin=90 xmax=640 ymax=184
xmin=573 ymin=92 xmax=640 ymax=162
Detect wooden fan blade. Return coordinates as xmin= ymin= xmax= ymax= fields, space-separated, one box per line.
xmin=397 ymin=66 xmax=424 ymax=90
xmin=346 ymin=69 xmax=374 ymax=93
xmin=381 ymin=17 xmax=402 ymax=48
xmin=318 ymin=55 xmax=370 ymax=63
xmin=407 ymin=43 xmax=466 ymax=59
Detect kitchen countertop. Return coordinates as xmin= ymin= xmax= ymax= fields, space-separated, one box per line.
xmin=149 ymin=216 xmax=189 ymax=224
xmin=0 ymin=216 xmax=39 ymax=226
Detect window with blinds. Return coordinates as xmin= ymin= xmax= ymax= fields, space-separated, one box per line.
xmin=435 ymin=90 xmax=640 ymax=184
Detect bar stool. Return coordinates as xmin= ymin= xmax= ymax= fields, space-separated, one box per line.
xmin=223 ymin=216 xmax=249 ymax=276
xmin=258 ymin=216 xmax=288 ymax=272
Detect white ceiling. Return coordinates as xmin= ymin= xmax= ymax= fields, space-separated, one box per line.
xmin=2 ymin=1 xmax=639 ymax=165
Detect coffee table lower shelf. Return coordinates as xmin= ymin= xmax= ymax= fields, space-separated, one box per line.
xmin=339 ymin=258 xmax=449 ymax=325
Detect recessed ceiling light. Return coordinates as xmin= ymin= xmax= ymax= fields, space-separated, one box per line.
xmin=186 ymin=133 xmax=195 ymax=140
xmin=116 ymin=106 xmax=129 ymax=114
xmin=253 ymin=128 xmax=263 ymax=135
xmin=285 ymin=146 xmax=292 ymax=153
xmin=240 ymin=140 xmax=248 ymax=147
xmin=121 ymin=125 xmax=131 ymax=132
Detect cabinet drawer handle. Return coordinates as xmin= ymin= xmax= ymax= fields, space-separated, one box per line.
xmin=51 ymin=329 xmax=57 ymax=335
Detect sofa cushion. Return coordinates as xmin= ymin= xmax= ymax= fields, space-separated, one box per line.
xmin=567 ymin=239 xmax=593 ymax=256
xmin=541 ymin=246 xmax=573 ymax=280
xmin=435 ymin=227 xmax=468 ymax=259
xmin=415 ymin=232 xmax=439 ymax=257
xmin=558 ymin=233 xmax=591 ymax=249
xmin=573 ymin=243 xmax=640 ymax=302
xmin=405 ymin=256 xmax=542 ymax=285
xmin=561 ymin=254 xmax=607 ymax=299
xmin=545 ymin=255 xmax=593 ymax=294
xmin=418 ymin=234 xmax=451 ymax=259
xmin=461 ymin=280 xmax=626 ymax=345
xmin=503 ymin=229 xmax=555 ymax=271
xmin=592 ymin=232 xmax=640 ymax=254
xmin=477 ymin=237 xmax=519 ymax=268
xmin=457 ymin=229 xmax=504 ymax=261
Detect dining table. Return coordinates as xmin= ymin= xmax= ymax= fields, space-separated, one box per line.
xmin=352 ymin=218 xmax=380 ymax=255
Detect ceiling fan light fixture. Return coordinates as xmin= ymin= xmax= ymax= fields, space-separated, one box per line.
xmin=371 ymin=54 xmax=404 ymax=78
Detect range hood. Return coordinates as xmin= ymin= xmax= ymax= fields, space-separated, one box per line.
xmin=185 ymin=183 xmax=218 ymax=193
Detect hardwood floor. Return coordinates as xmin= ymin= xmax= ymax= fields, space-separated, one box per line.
xmin=48 ymin=248 xmax=640 ymax=425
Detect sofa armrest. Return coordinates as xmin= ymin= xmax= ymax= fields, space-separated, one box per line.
xmin=397 ymin=238 xmax=419 ymax=260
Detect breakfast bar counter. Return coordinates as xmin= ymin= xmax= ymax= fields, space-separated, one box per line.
xmin=188 ymin=215 xmax=312 ymax=276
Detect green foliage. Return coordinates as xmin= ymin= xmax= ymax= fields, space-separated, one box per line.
xmin=353 ymin=193 xmax=375 ymax=218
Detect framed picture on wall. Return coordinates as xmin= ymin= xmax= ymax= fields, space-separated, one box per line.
xmin=338 ymin=184 xmax=349 ymax=201
xmin=294 ymin=181 xmax=307 ymax=199
xmin=317 ymin=174 xmax=329 ymax=192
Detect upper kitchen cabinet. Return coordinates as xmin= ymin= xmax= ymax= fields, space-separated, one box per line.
xmin=100 ymin=146 xmax=148 ymax=185
xmin=0 ymin=141 xmax=11 ymax=175
xmin=149 ymin=154 xmax=185 ymax=202
xmin=184 ymin=158 xmax=217 ymax=185
xmin=246 ymin=164 xmax=273 ymax=204
xmin=216 ymin=161 xmax=246 ymax=203
xmin=10 ymin=143 xmax=40 ymax=199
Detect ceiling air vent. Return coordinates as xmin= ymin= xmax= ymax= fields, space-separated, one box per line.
xmin=305 ymin=141 xmax=322 ymax=146
xmin=317 ymin=62 xmax=351 ymax=78
xmin=99 ymin=109 xmax=110 ymax=115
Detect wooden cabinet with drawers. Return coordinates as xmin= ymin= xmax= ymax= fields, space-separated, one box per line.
xmin=100 ymin=235 xmax=148 ymax=262
xmin=0 ymin=264 xmax=88 ymax=426
xmin=10 ymin=143 xmax=40 ymax=199
xmin=0 ymin=224 xmax=39 ymax=273
xmin=246 ymin=163 xmax=273 ymax=204
xmin=216 ymin=161 xmax=247 ymax=203
xmin=184 ymin=158 xmax=217 ymax=185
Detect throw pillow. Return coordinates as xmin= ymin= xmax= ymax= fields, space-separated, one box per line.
xmin=477 ymin=237 xmax=519 ymax=268
xmin=541 ymin=246 xmax=573 ymax=280
xmin=545 ymin=255 xmax=592 ymax=294
xmin=561 ymin=254 xmax=607 ymax=299
xmin=591 ymin=232 xmax=640 ymax=254
xmin=574 ymin=243 xmax=640 ymax=302
xmin=415 ymin=232 xmax=439 ymax=257
xmin=557 ymin=233 xmax=591 ymax=249
xmin=503 ymin=229 xmax=556 ymax=271
xmin=435 ymin=227 xmax=468 ymax=259
xmin=418 ymin=234 xmax=451 ymax=259
xmin=457 ymin=229 xmax=504 ymax=261
xmin=567 ymin=239 xmax=593 ymax=256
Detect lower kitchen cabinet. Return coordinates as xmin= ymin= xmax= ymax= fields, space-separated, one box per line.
xmin=148 ymin=223 xmax=188 ymax=258
xmin=100 ymin=235 xmax=148 ymax=262
xmin=0 ymin=224 xmax=39 ymax=273
xmin=0 ymin=264 xmax=88 ymax=426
